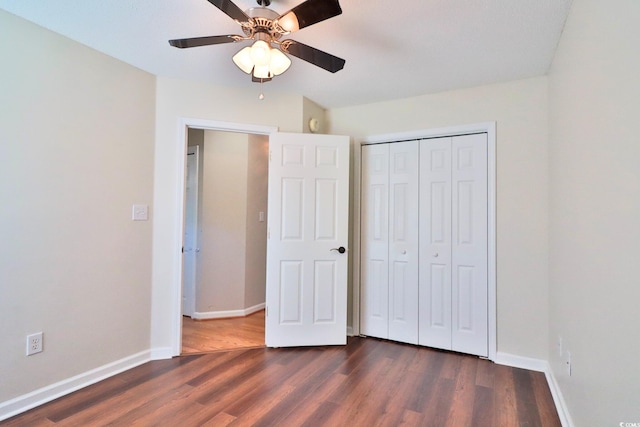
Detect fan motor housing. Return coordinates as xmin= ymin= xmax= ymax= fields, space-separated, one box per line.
xmin=243 ymin=7 xmax=281 ymax=39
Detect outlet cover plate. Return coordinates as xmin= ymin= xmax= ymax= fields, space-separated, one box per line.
xmin=132 ymin=204 xmax=149 ymax=221
xmin=27 ymin=332 xmax=43 ymax=355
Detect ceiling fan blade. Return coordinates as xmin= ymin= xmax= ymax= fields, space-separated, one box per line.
xmin=281 ymin=40 xmax=345 ymax=73
xmin=276 ymin=0 xmax=342 ymax=33
xmin=169 ymin=35 xmax=241 ymax=48
xmin=206 ymin=0 xmax=250 ymax=23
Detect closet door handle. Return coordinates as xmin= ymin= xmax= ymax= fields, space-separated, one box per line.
xmin=331 ymin=246 xmax=347 ymax=254
xmin=400 ymin=250 xmax=407 ymax=255
xmin=433 ymin=253 xmax=439 ymax=258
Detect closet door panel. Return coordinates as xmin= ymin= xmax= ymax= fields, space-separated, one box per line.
xmin=360 ymin=144 xmax=390 ymax=338
xmin=419 ymin=137 xmax=453 ymax=350
xmin=388 ymin=141 xmax=419 ymax=344
xmin=451 ymin=134 xmax=488 ymax=357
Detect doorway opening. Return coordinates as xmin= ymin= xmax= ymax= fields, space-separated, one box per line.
xmin=178 ymin=121 xmax=276 ymax=355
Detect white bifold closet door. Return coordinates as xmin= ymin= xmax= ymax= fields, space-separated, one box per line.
xmin=388 ymin=142 xmax=419 ymax=344
xmin=361 ymin=133 xmax=488 ymax=357
xmin=360 ymin=143 xmax=390 ymax=339
xmin=419 ymin=134 xmax=488 ymax=357
xmin=360 ymin=142 xmax=419 ymax=344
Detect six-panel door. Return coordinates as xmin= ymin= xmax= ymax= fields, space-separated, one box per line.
xmin=361 ymin=134 xmax=488 ymax=357
xmin=266 ymin=132 xmax=350 ymax=347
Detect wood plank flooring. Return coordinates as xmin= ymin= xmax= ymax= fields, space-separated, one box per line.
xmin=181 ymin=311 xmax=265 ymax=354
xmin=1 ymin=337 xmax=561 ymax=427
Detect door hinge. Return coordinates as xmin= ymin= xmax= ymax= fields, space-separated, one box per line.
xmin=265 ymin=306 xmax=268 ymax=317
xmin=267 ymin=227 xmax=270 ymax=239
xmin=269 ymin=150 xmax=272 ymax=162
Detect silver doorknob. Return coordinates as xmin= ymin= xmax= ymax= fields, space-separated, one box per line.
xmin=401 ymin=250 xmax=407 ymax=255
xmin=433 ymin=253 xmax=439 ymax=257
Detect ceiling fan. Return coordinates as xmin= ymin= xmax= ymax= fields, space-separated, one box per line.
xmin=169 ymin=0 xmax=346 ymax=83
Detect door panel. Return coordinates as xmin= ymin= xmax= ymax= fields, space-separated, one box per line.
xmin=360 ymin=144 xmax=390 ymax=338
xmin=266 ymin=132 xmax=349 ymax=347
xmin=388 ymin=141 xmax=419 ymax=344
xmin=419 ymin=137 xmax=452 ymax=349
xmin=451 ymin=134 xmax=488 ymax=357
xmin=280 ymin=261 xmax=303 ymax=323
xmin=314 ymin=261 xmax=337 ymax=322
xmin=315 ymin=179 xmax=338 ymax=240
xmin=281 ymin=178 xmax=304 ymax=240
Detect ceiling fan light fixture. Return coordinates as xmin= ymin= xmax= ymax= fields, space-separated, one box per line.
xmin=269 ymin=48 xmax=292 ymax=75
xmin=171 ymin=0 xmax=345 ymax=83
xmin=253 ymin=64 xmax=272 ymax=79
xmin=277 ymin=12 xmax=300 ymax=33
xmin=249 ymin=40 xmax=271 ymax=66
xmin=232 ymin=46 xmax=254 ymax=74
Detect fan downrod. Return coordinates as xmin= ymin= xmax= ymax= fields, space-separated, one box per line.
xmin=256 ymin=0 xmax=271 ymax=6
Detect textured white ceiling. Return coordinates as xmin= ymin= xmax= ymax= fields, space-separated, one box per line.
xmin=0 ymin=0 xmax=572 ymax=108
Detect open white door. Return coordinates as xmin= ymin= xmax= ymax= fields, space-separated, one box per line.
xmin=266 ymin=132 xmax=350 ymax=347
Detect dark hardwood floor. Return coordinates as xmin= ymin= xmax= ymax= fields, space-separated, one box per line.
xmin=181 ymin=311 xmax=265 ymax=354
xmin=1 ymin=337 xmax=561 ymax=426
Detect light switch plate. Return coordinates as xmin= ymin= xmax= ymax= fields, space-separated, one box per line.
xmin=132 ymin=204 xmax=149 ymax=221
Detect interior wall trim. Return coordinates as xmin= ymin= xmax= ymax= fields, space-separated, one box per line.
xmin=169 ymin=118 xmax=278 ymax=356
xmin=192 ymin=303 xmax=266 ymax=320
xmin=495 ymin=353 xmax=574 ymax=427
xmin=0 ymin=350 xmax=151 ymax=422
xmin=544 ymin=365 xmax=575 ymax=427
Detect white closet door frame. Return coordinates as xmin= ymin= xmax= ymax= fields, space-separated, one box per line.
xmin=354 ymin=122 xmax=497 ymax=361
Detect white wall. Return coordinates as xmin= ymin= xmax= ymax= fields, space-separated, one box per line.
xmin=548 ymin=0 xmax=640 ymax=425
xmin=244 ymin=134 xmax=269 ymax=308
xmin=152 ymin=78 xmax=306 ymax=351
xmin=302 ymin=97 xmax=328 ymax=134
xmin=0 ymin=9 xmax=155 ymax=405
xmin=198 ymin=131 xmax=249 ymax=312
xmin=328 ymin=77 xmax=549 ymax=359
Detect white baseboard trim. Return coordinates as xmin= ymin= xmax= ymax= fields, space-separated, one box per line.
xmin=495 ymin=352 xmax=574 ymax=427
xmin=192 ymin=303 xmax=265 ymax=320
xmin=494 ymin=351 xmax=548 ymax=372
xmin=150 ymin=346 xmax=174 ymax=360
xmin=544 ymin=365 xmax=575 ymax=427
xmin=0 ymin=350 xmax=151 ymax=422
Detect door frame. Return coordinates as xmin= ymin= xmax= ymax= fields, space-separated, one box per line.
xmin=353 ymin=122 xmax=497 ymax=361
xmin=182 ymin=144 xmax=199 ymax=317
xmin=170 ymin=118 xmax=278 ymax=355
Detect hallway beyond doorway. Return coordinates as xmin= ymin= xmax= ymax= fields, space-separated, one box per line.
xmin=181 ymin=311 xmax=265 ymax=354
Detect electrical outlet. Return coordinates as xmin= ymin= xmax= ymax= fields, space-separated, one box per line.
xmin=27 ymin=332 xmax=43 ymax=356
xmin=565 ymin=350 xmax=571 ymax=376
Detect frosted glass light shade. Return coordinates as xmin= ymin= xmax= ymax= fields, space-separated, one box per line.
xmin=269 ymin=49 xmax=291 ymax=76
xmin=277 ymin=12 xmax=300 ymax=33
xmin=232 ymin=47 xmax=253 ymax=74
xmin=233 ymin=41 xmax=291 ymax=79
xmin=250 ymin=40 xmax=271 ymax=66
xmin=253 ymin=64 xmax=272 ymax=79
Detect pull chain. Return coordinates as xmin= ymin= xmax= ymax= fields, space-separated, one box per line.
xmin=259 ymin=79 xmax=265 ymax=100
